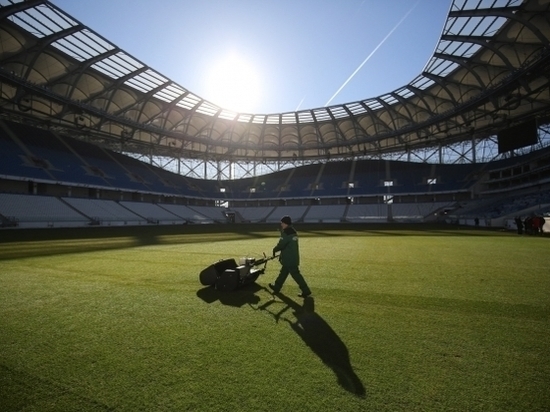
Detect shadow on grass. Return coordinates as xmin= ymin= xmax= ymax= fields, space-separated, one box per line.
xmin=0 ymin=226 xmax=275 ymax=261
xmin=196 ymin=283 xmax=366 ymax=397
xmin=255 ymin=292 xmax=366 ymax=398
xmin=0 ymin=223 xmax=517 ymax=261
xmin=196 ymin=283 xmax=262 ymax=307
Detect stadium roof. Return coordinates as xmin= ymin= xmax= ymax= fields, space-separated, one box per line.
xmin=0 ymin=0 xmax=549 ymax=162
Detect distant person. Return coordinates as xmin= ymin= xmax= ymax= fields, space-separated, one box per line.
xmin=532 ymin=215 xmax=541 ymax=235
xmin=514 ymin=216 xmax=523 ymax=235
xmin=533 ymin=215 xmax=545 ymax=234
xmin=474 ymin=217 xmax=479 ymax=227
xmin=524 ymin=216 xmax=533 ymax=235
xmin=269 ymin=215 xmax=312 ymax=298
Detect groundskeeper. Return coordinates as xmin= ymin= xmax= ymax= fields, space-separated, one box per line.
xmin=269 ymin=215 xmax=312 ymax=298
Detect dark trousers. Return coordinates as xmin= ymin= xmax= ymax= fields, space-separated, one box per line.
xmin=273 ymin=265 xmax=311 ymax=295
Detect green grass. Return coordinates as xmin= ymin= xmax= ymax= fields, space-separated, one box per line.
xmin=1 ymin=225 xmax=549 ymax=411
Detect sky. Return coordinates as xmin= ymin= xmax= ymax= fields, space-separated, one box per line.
xmin=49 ymin=0 xmax=452 ymax=115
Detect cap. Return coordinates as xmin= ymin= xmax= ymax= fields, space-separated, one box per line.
xmin=281 ymin=215 xmax=292 ymax=225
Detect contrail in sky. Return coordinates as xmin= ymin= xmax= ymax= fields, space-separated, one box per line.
xmin=295 ymin=96 xmax=306 ymax=111
xmin=324 ymin=0 xmax=421 ymax=107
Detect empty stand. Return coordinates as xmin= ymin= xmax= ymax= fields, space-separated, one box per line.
xmin=391 ymin=201 xmax=454 ymax=221
xmin=231 ymin=206 xmax=275 ymax=223
xmin=266 ymin=205 xmax=308 ymax=223
xmin=159 ymin=204 xmax=216 ymax=224
xmin=346 ymin=203 xmax=388 ymax=222
xmin=185 ymin=205 xmax=227 ymax=223
xmin=0 ymin=193 xmax=89 ymax=228
xmin=304 ymin=205 xmax=346 ymax=223
xmin=119 ymin=201 xmax=184 ymax=224
xmin=63 ymin=197 xmax=146 ymax=225
xmin=2 ymin=120 xmax=549 ymax=231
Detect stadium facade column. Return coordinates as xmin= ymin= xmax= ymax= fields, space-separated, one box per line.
xmin=472 ymin=136 xmax=476 ymax=163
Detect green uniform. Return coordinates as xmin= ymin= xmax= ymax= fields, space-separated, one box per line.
xmin=272 ymin=226 xmax=311 ymax=295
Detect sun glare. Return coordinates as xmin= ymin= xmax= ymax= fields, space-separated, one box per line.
xmin=204 ymin=53 xmax=262 ymax=113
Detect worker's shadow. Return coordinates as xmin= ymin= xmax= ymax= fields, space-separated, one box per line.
xmin=254 ymin=291 xmax=366 ymax=398
xmin=196 ymin=284 xmax=261 ymax=308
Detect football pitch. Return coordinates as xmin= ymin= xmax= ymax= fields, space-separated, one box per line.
xmin=1 ymin=224 xmax=549 ymax=411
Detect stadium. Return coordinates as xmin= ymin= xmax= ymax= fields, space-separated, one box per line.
xmin=1 ymin=1 xmax=549 ymax=411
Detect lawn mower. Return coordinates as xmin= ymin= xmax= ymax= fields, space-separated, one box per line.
xmin=199 ymin=253 xmax=278 ymax=291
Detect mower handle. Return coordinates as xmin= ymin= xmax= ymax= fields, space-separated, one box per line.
xmin=252 ymin=253 xmax=279 ymax=266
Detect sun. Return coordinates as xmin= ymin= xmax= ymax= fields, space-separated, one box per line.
xmin=204 ymin=53 xmax=262 ymax=113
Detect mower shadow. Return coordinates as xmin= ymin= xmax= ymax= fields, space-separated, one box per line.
xmin=255 ymin=291 xmax=366 ymax=398
xmin=196 ymin=283 xmax=262 ymax=307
